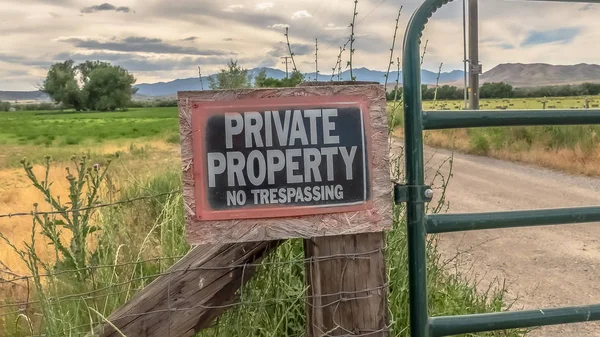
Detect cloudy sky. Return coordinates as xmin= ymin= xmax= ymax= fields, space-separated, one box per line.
xmin=0 ymin=0 xmax=598 ymax=90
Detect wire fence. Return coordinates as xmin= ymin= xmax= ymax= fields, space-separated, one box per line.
xmin=0 ymin=188 xmax=396 ymax=337
xmin=0 ymin=146 xmax=457 ymax=337
xmin=0 ymin=189 xmax=182 ymax=219
xmin=1 ymin=244 xmax=392 ymax=337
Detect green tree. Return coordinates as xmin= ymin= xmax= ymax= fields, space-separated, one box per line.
xmin=386 ymin=87 xmax=403 ymax=101
xmin=480 ymin=82 xmax=514 ymax=99
xmin=82 ymin=65 xmax=137 ymax=111
xmin=42 ymin=60 xmax=136 ymax=111
xmin=208 ymin=60 xmax=250 ymax=89
xmin=77 ymin=60 xmax=111 ymax=85
xmin=42 ymin=60 xmax=85 ymax=110
xmin=254 ymin=69 xmax=304 ymax=88
xmin=0 ymin=101 xmax=10 ymax=111
xmin=282 ymin=70 xmax=304 ymax=87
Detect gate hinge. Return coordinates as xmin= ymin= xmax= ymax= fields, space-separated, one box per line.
xmin=394 ymin=183 xmax=433 ymax=204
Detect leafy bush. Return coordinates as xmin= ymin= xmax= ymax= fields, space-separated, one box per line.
xmin=469 ymin=131 xmax=491 ymax=155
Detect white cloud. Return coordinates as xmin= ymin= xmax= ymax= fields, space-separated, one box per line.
xmin=223 ymin=5 xmax=244 ymax=13
xmin=2 ymin=0 xmax=600 ymax=91
xmin=325 ymin=23 xmax=346 ymax=31
xmin=291 ymin=10 xmax=312 ymax=19
xmin=255 ymin=2 xmax=274 ymax=11
xmin=268 ymin=23 xmax=289 ymax=29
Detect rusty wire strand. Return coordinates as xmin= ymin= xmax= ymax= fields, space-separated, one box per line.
xmin=0 ymin=248 xmax=383 ymax=310
xmin=0 ymin=190 xmax=182 ymax=219
xmin=0 ymin=249 xmax=381 ymax=286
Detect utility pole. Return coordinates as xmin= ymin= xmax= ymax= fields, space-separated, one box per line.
xmin=462 ymin=0 xmax=468 ymax=110
xmin=281 ymin=56 xmax=291 ymax=78
xmin=198 ymin=66 xmax=204 ymax=90
xmin=468 ymin=0 xmax=480 ymax=110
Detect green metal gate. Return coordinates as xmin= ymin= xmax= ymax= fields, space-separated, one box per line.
xmin=398 ymin=0 xmax=600 ymax=336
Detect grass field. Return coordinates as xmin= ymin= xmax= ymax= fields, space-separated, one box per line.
xmin=7 ymin=97 xmax=597 ymax=336
xmin=0 ymin=107 xmax=180 ymax=169
xmin=0 ymin=107 xmax=179 ymax=146
xmin=424 ymin=96 xmax=600 ymax=110
xmin=390 ymin=96 xmax=600 ymax=176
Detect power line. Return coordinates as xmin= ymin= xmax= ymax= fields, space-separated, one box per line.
xmin=280 ymin=56 xmax=291 ymax=78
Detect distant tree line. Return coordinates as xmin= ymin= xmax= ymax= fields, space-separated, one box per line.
xmin=6 ymin=59 xmax=600 ymax=112
xmin=386 ymin=82 xmax=600 ymax=101
xmin=0 ymin=101 xmax=59 ymax=112
xmin=207 ymin=60 xmax=304 ymax=89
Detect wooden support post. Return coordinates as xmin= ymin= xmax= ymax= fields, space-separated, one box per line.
xmin=95 ymin=240 xmax=281 ymax=337
xmin=305 ymin=233 xmax=389 ymax=337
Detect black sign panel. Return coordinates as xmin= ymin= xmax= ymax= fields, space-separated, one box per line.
xmin=191 ymin=96 xmax=372 ymax=220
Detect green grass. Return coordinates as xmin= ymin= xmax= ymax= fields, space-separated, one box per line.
xmin=2 ymin=99 xmax=554 ymax=336
xmin=389 ymin=95 xmax=600 ymax=129
xmin=0 ymin=107 xmax=179 ymax=146
xmin=423 ymin=96 xmax=600 ymax=111
xmin=390 ymin=96 xmax=600 ymax=164
xmin=0 ymin=159 xmax=522 ymax=337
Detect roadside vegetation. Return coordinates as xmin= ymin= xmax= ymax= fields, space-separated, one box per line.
xmin=0 ymin=57 xmax=523 ymax=335
xmin=387 ymin=82 xmax=600 ymax=101
xmin=1 ymin=0 xmax=597 ymax=331
xmin=389 ymin=96 xmax=600 ymax=176
xmin=0 ymin=144 xmax=520 ymax=337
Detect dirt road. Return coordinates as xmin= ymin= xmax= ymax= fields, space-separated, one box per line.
xmin=400 ymin=142 xmax=600 ymax=336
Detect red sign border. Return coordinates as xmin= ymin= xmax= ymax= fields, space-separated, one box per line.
xmin=190 ymin=95 xmax=374 ymax=221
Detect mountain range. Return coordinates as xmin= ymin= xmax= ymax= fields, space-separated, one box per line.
xmin=133 ymin=67 xmax=465 ymax=97
xmin=3 ymin=63 xmax=600 ymax=102
xmin=131 ymin=63 xmax=600 ymax=96
xmin=480 ymin=63 xmax=600 ymax=87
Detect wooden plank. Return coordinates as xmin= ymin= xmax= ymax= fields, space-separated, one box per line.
xmin=178 ymin=85 xmax=392 ymax=245
xmin=305 ymin=233 xmax=389 ymax=336
xmin=95 ymin=240 xmax=281 ymax=337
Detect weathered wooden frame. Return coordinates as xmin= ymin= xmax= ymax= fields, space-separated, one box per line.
xmin=178 ymin=84 xmax=392 ymax=244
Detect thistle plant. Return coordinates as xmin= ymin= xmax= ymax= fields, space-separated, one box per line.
xmin=284 ymin=27 xmax=298 ymax=73
xmin=384 ymin=7 xmax=403 ymax=89
xmin=315 ymin=38 xmax=319 ymax=81
xmin=10 ymin=155 xmax=111 ymax=279
xmin=331 ymin=41 xmax=350 ymax=81
xmin=348 ymin=0 xmax=359 ymax=81
xmin=420 ymin=39 xmax=429 ymax=67
xmin=433 ymin=62 xmax=443 ymax=108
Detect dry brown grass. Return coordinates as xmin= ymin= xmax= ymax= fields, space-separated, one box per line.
xmin=0 ymin=140 xmax=180 ymax=277
xmin=394 ymin=128 xmax=600 ymax=177
xmin=494 ymin=145 xmax=600 ymax=176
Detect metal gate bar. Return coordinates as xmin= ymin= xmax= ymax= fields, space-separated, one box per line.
xmin=423 ymin=109 xmax=600 ymax=129
xmin=401 ymin=0 xmax=600 ymax=336
xmin=430 ymin=304 xmax=600 ymax=336
xmin=427 ymin=206 xmax=600 ymax=233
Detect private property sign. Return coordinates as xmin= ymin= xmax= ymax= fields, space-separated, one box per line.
xmin=178 ymin=85 xmax=391 ymax=244
xmin=192 ymin=96 xmax=372 ymax=220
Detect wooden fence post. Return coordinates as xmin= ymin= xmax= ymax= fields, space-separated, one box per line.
xmin=95 ymin=241 xmax=282 ymax=337
xmin=305 ymin=233 xmax=389 ymax=337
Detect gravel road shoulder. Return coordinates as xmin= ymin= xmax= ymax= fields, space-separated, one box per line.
xmin=392 ymin=140 xmax=600 ymax=337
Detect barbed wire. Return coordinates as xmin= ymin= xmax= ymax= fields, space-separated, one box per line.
xmin=11 ymin=283 xmax=389 ymax=336
xmin=1 ymin=249 xmax=391 ymax=336
xmin=0 ymin=189 xmax=182 ymax=219
xmin=0 ymin=177 xmax=406 ymax=336
xmin=0 ymin=255 xmax=185 ymax=284
xmin=24 ymin=319 xmax=393 ymax=337
xmin=0 ymin=248 xmax=381 ymax=287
